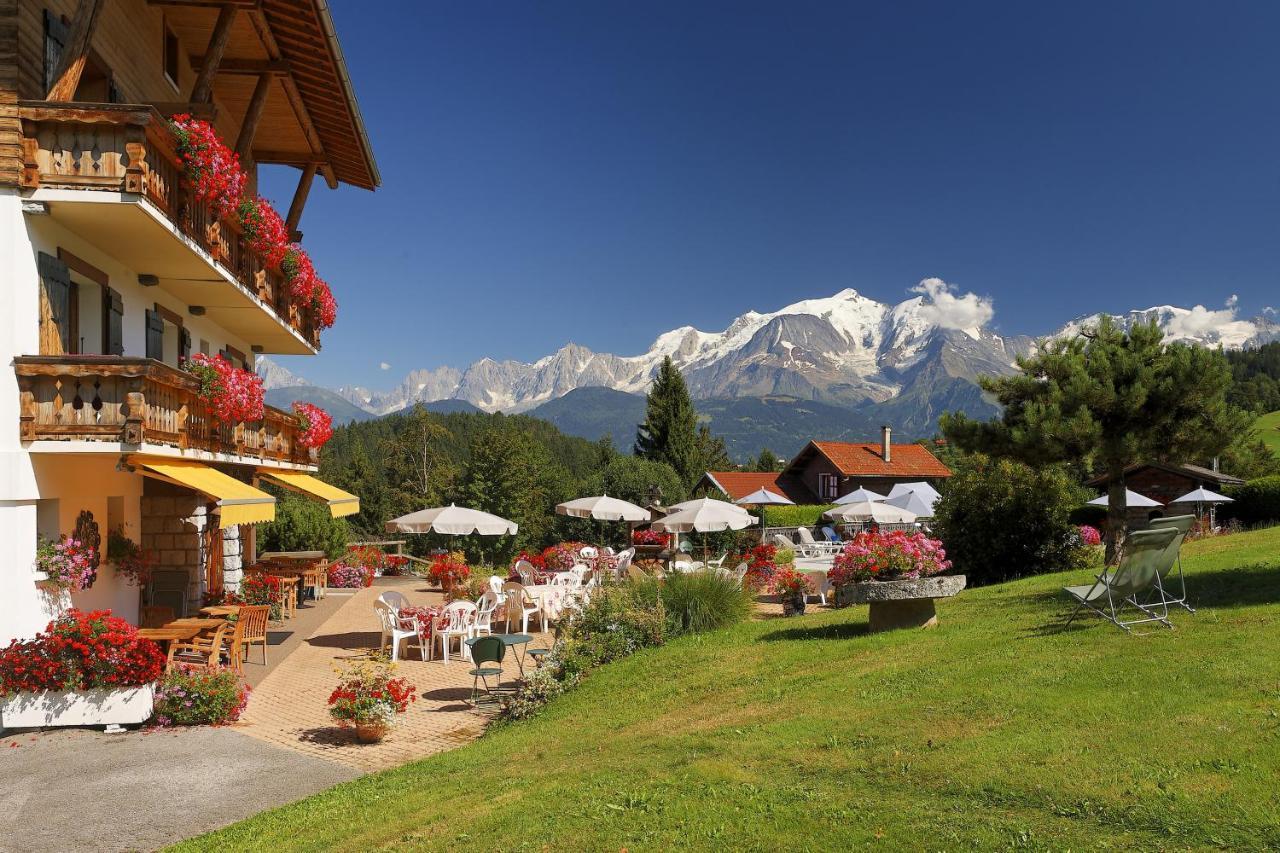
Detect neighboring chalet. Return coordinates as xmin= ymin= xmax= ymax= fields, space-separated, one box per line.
xmin=0 ymin=0 xmax=378 ymax=642
xmin=1086 ymin=462 xmax=1245 ymax=525
xmin=697 ymin=427 xmax=952 ymax=504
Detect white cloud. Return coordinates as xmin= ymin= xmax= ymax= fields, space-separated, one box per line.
xmin=1165 ymin=296 xmax=1257 ymax=345
xmin=910 ymin=278 xmax=995 ymax=331
xmin=379 ymin=362 xmax=391 ymax=371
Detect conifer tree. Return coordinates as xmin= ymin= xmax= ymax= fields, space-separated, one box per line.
xmin=635 ymin=356 xmax=700 ymax=486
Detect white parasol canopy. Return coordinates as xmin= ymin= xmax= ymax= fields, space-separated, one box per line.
xmin=886 ymin=481 xmax=942 ymax=503
xmin=880 ymin=490 xmax=935 ymax=518
xmin=555 ymin=494 xmax=652 ymax=521
xmin=385 ymin=504 xmax=518 ymax=536
xmin=1087 ymin=490 xmax=1162 ymax=508
xmin=1171 ymin=487 xmax=1233 ymax=505
xmin=824 ymin=501 xmax=918 ymax=524
xmin=653 ymin=498 xmax=759 ymax=533
xmin=734 ymin=488 xmax=795 ymax=506
xmin=834 ymin=486 xmax=886 ymax=505
xmin=666 ymin=496 xmax=752 ymax=516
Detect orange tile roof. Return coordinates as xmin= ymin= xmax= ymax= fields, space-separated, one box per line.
xmin=809 ymin=441 xmax=952 ymax=478
xmin=700 ymin=471 xmax=814 ymax=503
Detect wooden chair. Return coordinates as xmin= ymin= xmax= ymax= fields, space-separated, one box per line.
xmin=140 ymin=605 xmax=175 ymax=628
xmin=219 ymin=614 xmax=247 ymax=673
xmin=168 ymin=623 xmax=230 ymax=670
xmin=235 ymin=605 xmax=270 ymax=667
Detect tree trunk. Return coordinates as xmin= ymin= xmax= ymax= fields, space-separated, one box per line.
xmin=1104 ymin=470 xmax=1127 ymax=566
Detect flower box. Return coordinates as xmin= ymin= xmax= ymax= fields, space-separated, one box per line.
xmin=0 ymin=684 xmax=154 ymax=729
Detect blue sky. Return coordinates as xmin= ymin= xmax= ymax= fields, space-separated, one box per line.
xmin=261 ymin=1 xmax=1280 ymax=388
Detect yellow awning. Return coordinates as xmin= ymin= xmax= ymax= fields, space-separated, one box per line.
xmin=257 ymin=469 xmax=360 ymax=518
xmin=132 ymin=456 xmax=276 ymax=528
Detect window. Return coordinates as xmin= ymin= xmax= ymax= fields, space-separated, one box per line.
xmin=43 ymin=11 xmax=68 ymax=93
xmin=818 ymin=473 xmax=838 ymax=501
xmin=163 ymin=22 xmax=180 ymax=88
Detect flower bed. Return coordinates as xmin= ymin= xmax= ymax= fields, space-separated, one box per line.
xmin=184 ymin=352 xmax=265 ymax=425
xmin=828 ymin=531 xmax=951 ymax=587
xmin=153 ymin=664 xmax=250 ymax=727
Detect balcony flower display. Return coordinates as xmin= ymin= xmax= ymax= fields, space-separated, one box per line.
xmin=236 ymin=196 xmax=291 ymax=268
xmin=0 ymin=610 xmax=165 ymax=697
xmin=312 ymin=281 xmax=338 ymax=330
xmin=35 ymin=536 xmax=98 ymax=592
xmin=828 ymin=531 xmax=951 ymax=587
xmin=184 ymin=353 xmax=265 ymax=425
xmin=328 ymin=657 xmax=416 ymax=743
xmin=282 ymin=245 xmax=319 ymax=299
xmin=106 ymin=530 xmax=153 ymax=588
xmin=168 ymin=114 xmax=246 ymax=218
xmin=293 ymin=402 xmax=334 ymax=449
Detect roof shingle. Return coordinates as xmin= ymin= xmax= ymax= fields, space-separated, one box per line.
xmin=808 ymin=441 xmax=952 ymax=478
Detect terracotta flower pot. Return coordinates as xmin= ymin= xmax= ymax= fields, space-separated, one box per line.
xmin=354 ymin=720 xmax=389 ymax=744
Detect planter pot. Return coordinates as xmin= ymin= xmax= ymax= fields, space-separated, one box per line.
xmin=0 ymin=684 xmax=154 ymax=730
xmin=781 ymin=593 xmax=806 ymax=617
xmin=354 ymin=720 xmax=389 ymax=744
xmin=836 ymin=575 xmax=967 ymax=633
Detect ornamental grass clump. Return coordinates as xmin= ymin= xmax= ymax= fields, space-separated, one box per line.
xmin=0 ymin=610 xmax=165 ymax=697
xmin=828 ymin=531 xmax=951 ymax=587
xmin=153 ymin=665 xmax=250 ymax=727
xmin=660 ymin=570 xmax=753 ymax=636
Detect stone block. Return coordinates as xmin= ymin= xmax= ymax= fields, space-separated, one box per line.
xmin=184 ymin=550 xmax=201 ymax=565
xmin=164 ymin=517 xmax=185 ymax=534
xmin=224 ymin=555 xmax=242 ymax=573
xmin=153 ymin=534 xmax=175 ymax=551
xmin=151 ymin=497 xmax=175 ymax=516
xmin=176 ymin=532 xmax=201 ymax=550
xmin=160 ymin=550 xmax=187 ymax=566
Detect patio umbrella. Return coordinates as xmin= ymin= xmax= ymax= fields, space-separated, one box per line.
xmin=733 ymin=488 xmax=795 ymax=506
xmin=880 ymin=489 xmax=935 ymax=519
xmin=824 ymin=501 xmax=918 ymax=524
xmin=385 ymin=504 xmax=518 ymax=536
xmin=556 ymin=494 xmax=651 ymax=550
xmin=652 ymin=498 xmax=758 ymax=563
xmin=666 ymin=496 xmax=752 ymax=516
xmin=834 ymin=486 xmax=886 ymax=505
xmin=886 ymin=481 xmax=942 ymax=503
xmin=1171 ymin=486 xmax=1233 ymax=523
xmin=1086 ymin=490 xmax=1162 ymax=508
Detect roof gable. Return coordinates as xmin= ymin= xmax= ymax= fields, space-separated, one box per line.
xmin=700 ymin=471 xmax=816 ymax=504
xmin=784 ymin=441 xmax=951 ymax=479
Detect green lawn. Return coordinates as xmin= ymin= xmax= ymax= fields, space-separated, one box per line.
xmin=180 ymin=528 xmax=1280 ymax=851
xmin=1256 ymin=410 xmax=1280 ymax=458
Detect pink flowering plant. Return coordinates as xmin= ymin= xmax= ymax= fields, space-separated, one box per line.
xmin=293 ymin=402 xmax=334 ymax=449
xmin=168 ymin=114 xmax=246 ymax=218
xmin=828 ymin=531 xmax=951 ymax=586
xmin=184 ymin=353 xmax=265 ymax=425
xmin=153 ymin=664 xmax=250 ymax=727
xmin=236 ymin=196 xmax=291 ymax=268
xmin=1077 ymin=525 xmax=1102 ymax=547
xmin=329 ymin=563 xmax=374 ymax=589
xmin=35 ymin=536 xmax=98 ymax=592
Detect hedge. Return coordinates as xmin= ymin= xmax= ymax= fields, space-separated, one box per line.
xmin=1225 ymin=476 xmax=1280 ymax=525
xmin=761 ymin=505 xmax=836 ymax=528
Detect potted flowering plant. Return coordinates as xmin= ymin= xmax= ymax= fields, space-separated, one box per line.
xmin=771 ymin=565 xmax=814 ymax=617
xmin=35 ymin=536 xmax=97 ymax=592
xmin=0 ymin=609 xmax=165 ymax=728
xmin=733 ymin=543 xmax=779 ymax=591
xmin=107 ymin=530 xmax=153 ymax=588
xmin=328 ymin=562 xmax=374 ymax=589
xmin=184 ymin=352 xmax=265 ymax=425
xmin=632 ymin=528 xmax=670 ymax=547
xmin=168 ymin=114 xmax=246 ymax=218
xmin=328 ymin=656 xmax=416 ymax=743
xmin=828 ymin=531 xmax=963 ymax=633
xmin=292 ymin=401 xmax=334 ymax=450
xmin=427 ymin=553 xmax=471 ymax=593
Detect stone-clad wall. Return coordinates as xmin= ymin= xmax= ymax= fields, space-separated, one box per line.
xmin=141 ymin=480 xmax=209 ymax=611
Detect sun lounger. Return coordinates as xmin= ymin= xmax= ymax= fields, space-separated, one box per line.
xmin=1063 ymin=527 xmax=1178 ymax=632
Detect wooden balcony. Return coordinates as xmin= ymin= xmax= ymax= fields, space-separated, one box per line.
xmin=18 ymin=102 xmax=320 ymax=353
xmin=15 ymin=356 xmax=316 ymax=467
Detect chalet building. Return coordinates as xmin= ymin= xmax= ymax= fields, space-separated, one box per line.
xmin=1086 ymin=462 xmax=1245 ymax=526
xmin=0 ymin=0 xmax=377 ymax=642
xmin=697 ymin=427 xmax=952 ymax=504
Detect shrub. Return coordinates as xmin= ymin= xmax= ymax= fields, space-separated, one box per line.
xmin=660 ymin=571 xmax=753 ymax=636
xmin=931 ymin=455 xmax=1093 ymax=586
xmin=558 ymin=582 xmax=665 ymax=679
xmin=153 ymin=665 xmax=250 ymax=726
xmin=760 ymin=505 xmax=836 ymax=529
xmin=775 ymin=547 xmax=795 ymax=566
xmin=258 ymin=493 xmax=349 ymax=559
xmin=501 ymin=649 xmax=578 ymax=721
xmin=1225 ymin=476 xmax=1280 ymax=525
xmin=0 ymin=610 xmax=165 ymax=696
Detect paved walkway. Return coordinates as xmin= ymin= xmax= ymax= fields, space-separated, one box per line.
xmin=235 ymin=577 xmax=554 ymax=772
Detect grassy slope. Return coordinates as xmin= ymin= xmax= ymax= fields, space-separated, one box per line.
xmin=1256 ymin=411 xmax=1280 ymax=458
xmin=181 ymin=528 xmax=1280 ymax=851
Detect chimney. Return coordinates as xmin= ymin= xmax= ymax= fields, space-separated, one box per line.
xmin=881 ymin=425 xmax=892 ymax=463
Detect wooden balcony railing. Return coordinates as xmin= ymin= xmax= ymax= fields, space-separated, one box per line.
xmin=18 ymin=102 xmax=320 ymax=350
xmin=15 ymin=356 xmax=316 ymax=467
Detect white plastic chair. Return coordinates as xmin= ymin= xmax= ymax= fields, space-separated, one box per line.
xmin=502 ymin=582 xmax=544 ymax=633
xmin=704 ymin=552 xmax=728 ymax=569
xmin=513 ymin=560 xmax=537 ymax=585
xmin=614 ymin=548 xmax=634 ymax=580
xmin=580 ymin=546 xmax=598 ymax=560
xmin=435 ymin=601 xmax=476 ymax=663
xmin=473 ymin=591 xmax=499 ymax=637
xmin=377 ymin=590 xmax=411 ymax=611
xmin=374 ymin=601 xmax=424 ymax=662
xmin=549 ymin=572 xmax=576 ymax=589
xmin=488 ymin=574 xmax=508 ymax=605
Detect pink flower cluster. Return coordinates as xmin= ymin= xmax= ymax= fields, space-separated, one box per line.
xmin=169 ymin=115 xmax=246 ymax=218
xmin=828 ymin=531 xmax=951 ymax=586
xmin=292 ymin=402 xmax=333 ymax=449
xmin=35 ymin=537 xmax=98 ymax=592
xmin=236 ymin=196 xmax=290 ymax=268
xmin=281 ymin=247 xmax=337 ymax=330
xmin=1078 ymin=525 xmax=1102 ymax=546
xmin=184 ymin=353 xmax=265 ymax=425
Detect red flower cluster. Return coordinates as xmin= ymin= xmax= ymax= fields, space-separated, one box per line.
xmin=280 ymin=246 xmax=338 ymax=330
xmin=427 ymin=554 xmax=471 ymax=590
xmin=327 ymin=658 xmax=417 ymax=726
xmin=732 ymin=543 xmax=779 ymax=589
xmin=169 ymin=115 xmax=246 ymax=218
xmin=292 ymin=401 xmax=333 ymax=449
xmin=312 ymin=281 xmax=337 ymax=330
xmin=0 ymin=609 xmax=165 ymax=697
xmin=632 ymin=528 xmax=671 ymax=547
xmin=184 ymin=353 xmax=265 ymax=425
xmin=771 ymin=565 xmax=814 ymax=598
xmin=236 ymin=196 xmax=290 ymax=268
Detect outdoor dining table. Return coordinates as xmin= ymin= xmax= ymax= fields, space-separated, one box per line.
xmin=468 ymin=633 xmax=535 ymax=676
xmin=521 ymin=584 xmax=568 ymax=622
xmin=137 ymin=626 xmax=204 ymax=643
xmin=198 ymin=605 xmax=241 ymax=617
xmin=165 ymin=617 xmax=227 ymax=630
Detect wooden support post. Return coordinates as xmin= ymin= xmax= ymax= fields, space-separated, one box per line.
xmin=285 ymin=163 xmax=316 ymax=236
xmin=189 ymin=5 xmax=238 ymax=103
xmin=45 ymin=0 xmax=106 ymax=101
xmin=235 ymin=73 xmax=271 ymax=159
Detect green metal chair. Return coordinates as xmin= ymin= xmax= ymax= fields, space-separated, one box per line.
xmin=1063 ymin=527 xmax=1179 ymax=632
xmin=468 ymin=635 xmax=506 ymax=704
xmin=1148 ymin=515 xmax=1195 ymax=613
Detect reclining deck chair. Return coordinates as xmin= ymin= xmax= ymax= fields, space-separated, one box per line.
xmin=1063 ymin=527 xmax=1179 ymax=633
xmin=796 ymin=526 xmax=841 ymax=556
xmin=1148 ymin=515 xmax=1195 ymax=613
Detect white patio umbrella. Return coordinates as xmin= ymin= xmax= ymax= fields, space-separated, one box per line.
xmin=1087 ymin=490 xmax=1162 ymax=508
xmin=834 ymin=486 xmax=886 ymax=505
xmin=555 ymin=495 xmax=651 ymax=522
xmin=666 ymin=496 xmax=752 ymax=516
xmin=824 ymin=501 xmax=918 ymax=524
xmin=880 ymin=489 xmax=935 ymax=519
xmin=1171 ymin=487 xmax=1233 ymax=505
xmin=653 ymin=498 xmax=758 ymax=563
xmin=385 ymin=504 xmax=518 ymax=536
xmin=886 ymin=481 xmax=942 ymax=503
xmin=734 ymin=488 xmax=795 ymax=506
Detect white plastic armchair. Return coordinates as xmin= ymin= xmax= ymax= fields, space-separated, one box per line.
xmin=435 ymin=600 xmax=476 ymax=663
xmin=502 ymin=582 xmax=544 ymax=633
xmin=377 ymin=590 xmax=411 ymax=611
xmin=513 ymin=560 xmax=537 ymax=586
xmin=796 ymin=527 xmax=841 ymax=556
xmin=473 ymin=591 xmax=500 ymax=637
xmin=374 ymin=600 xmax=424 ymax=662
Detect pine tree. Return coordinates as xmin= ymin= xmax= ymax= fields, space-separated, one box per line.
xmin=693 ymin=423 xmax=732 ymax=478
xmin=941 ymin=317 xmax=1246 ymax=563
xmin=635 ymin=356 xmax=699 ymax=486
xmin=461 ymin=424 xmax=549 ymax=562
xmin=754 ymin=447 xmax=781 ymax=472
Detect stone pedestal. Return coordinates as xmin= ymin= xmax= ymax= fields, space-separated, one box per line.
xmin=837 ymin=575 xmax=966 ymax=633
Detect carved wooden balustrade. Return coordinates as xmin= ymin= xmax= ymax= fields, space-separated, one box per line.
xmin=15 ymin=356 xmax=315 ymax=466
xmin=18 ymin=102 xmax=320 ymax=349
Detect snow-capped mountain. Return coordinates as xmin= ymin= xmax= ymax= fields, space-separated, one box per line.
xmin=259 ymin=286 xmax=1278 ymax=422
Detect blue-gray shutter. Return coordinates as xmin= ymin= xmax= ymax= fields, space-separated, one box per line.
xmin=145 ymin=309 xmax=165 ymax=360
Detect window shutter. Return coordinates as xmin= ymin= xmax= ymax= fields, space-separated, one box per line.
xmin=145 ymin=309 xmax=165 ymax=360
xmin=105 ymin=288 xmax=124 ymax=355
xmin=180 ymin=327 xmax=192 ymax=363
xmin=43 ymin=11 xmax=68 ymax=94
xmin=37 ymin=251 xmax=72 ymax=355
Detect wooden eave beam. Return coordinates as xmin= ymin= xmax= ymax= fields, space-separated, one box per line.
xmin=250 ymin=149 xmax=327 ymax=166
xmin=234 ymin=73 xmax=272 ymax=158
xmin=144 ymin=101 xmax=218 ymax=120
xmin=189 ymin=56 xmax=289 ymax=75
xmin=45 ymin=0 xmax=106 ymax=101
xmin=284 ymin=163 xmax=316 ymax=236
xmin=189 ymin=5 xmax=238 ymax=103
xmin=146 ymin=0 xmax=259 ymax=8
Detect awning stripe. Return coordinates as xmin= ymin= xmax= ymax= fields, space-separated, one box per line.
xmin=256 ymin=469 xmax=360 ymax=518
xmin=131 ymin=456 xmax=276 ymax=528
